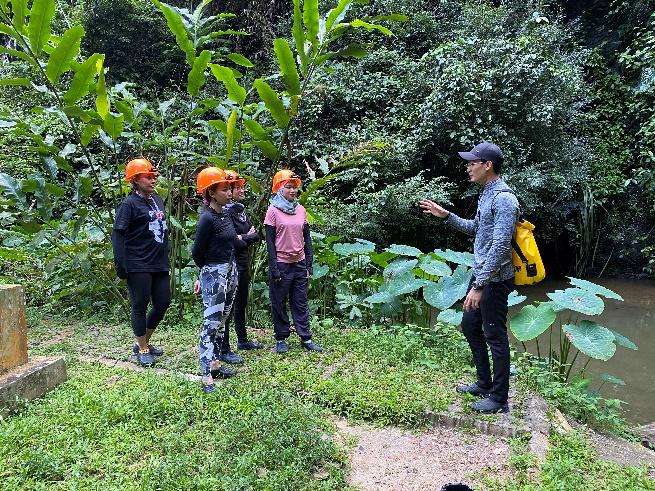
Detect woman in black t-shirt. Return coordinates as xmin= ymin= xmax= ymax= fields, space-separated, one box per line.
xmin=111 ymin=158 xmax=171 ymax=367
xmin=192 ymin=167 xmax=239 ymax=393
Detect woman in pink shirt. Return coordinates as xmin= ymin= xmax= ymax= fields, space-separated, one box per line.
xmin=264 ymin=170 xmax=322 ymax=354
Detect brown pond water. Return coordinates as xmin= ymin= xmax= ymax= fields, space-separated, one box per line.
xmin=512 ymin=279 xmax=655 ymax=426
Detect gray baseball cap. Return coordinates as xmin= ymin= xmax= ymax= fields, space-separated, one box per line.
xmin=458 ymin=142 xmax=503 ymax=163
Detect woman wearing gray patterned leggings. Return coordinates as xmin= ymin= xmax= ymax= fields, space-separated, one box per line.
xmin=192 ymin=167 xmax=239 ymax=393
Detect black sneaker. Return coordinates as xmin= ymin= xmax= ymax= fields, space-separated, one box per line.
xmin=219 ymin=351 xmax=243 ymax=364
xmin=302 ymin=340 xmax=322 ymax=352
xmin=210 ymin=366 xmax=237 ymax=379
xmin=275 ymin=340 xmax=289 ymax=354
xmin=136 ymin=349 xmax=155 ymax=367
xmin=470 ymin=397 xmax=509 ymax=414
xmin=455 ymin=382 xmax=491 ymax=397
xmin=237 ymin=340 xmax=263 ymax=350
xmin=133 ymin=344 xmax=164 ymax=357
xmin=202 ymin=382 xmax=216 ymax=394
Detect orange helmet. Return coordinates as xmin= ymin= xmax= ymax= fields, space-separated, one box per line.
xmin=125 ymin=158 xmax=158 ymax=181
xmin=197 ymin=167 xmax=229 ymax=194
xmin=272 ymin=169 xmax=301 ymax=192
xmin=224 ymin=169 xmax=246 ymax=186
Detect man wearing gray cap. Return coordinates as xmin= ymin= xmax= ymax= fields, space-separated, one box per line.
xmin=420 ymin=142 xmax=519 ymax=413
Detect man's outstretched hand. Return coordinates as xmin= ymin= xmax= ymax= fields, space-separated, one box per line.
xmin=419 ymin=199 xmax=449 ymax=219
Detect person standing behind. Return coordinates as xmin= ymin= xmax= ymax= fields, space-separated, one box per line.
xmin=192 ymin=167 xmax=239 ymax=393
xmin=419 ymin=142 xmax=519 ymax=413
xmin=264 ymin=170 xmax=322 ymax=354
xmin=112 ymin=158 xmax=171 ymax=367
xmin=219 ymin=170 xmax=263 ymax=364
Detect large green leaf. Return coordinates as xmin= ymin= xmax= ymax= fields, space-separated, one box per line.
xmin=316 ymin=43 xmax=369 ymax=64
xmin=423 ymin=276 xmax=462 ymax=310
xmin=63 ymin=53 xmax=102 ymax=105
xmin=383 ymin=258 xmax=418 ymax=280
xmin=12 ymin=0 xmax=27 ymax=31
xmin=386 ymin=272 xmax=427 ymax=296
xmin=273 ymin=38 xmax=301 ymax=96
xmin=312 ymin=263 xmax=329 ymax=280
xmin=0 ymin=78 xmax=30 ymax=86
xmin=433 ymin=248 xmax=474 ymax=266
xmin=385 ymin=244 xmax=422 ymax=257
xmin=292 ymin=0 xmax=307 ymax=72
xmin=418 ymin=255 xmax=451 ymax=277
xmin=210 ymin=64 xmax=246 ymax=105
xmin=253 ymin=79 xmax=289 ymax=128
xmin=364 ymin=289 xmax=394 ymax=304
xmin=95 ymin=57 xmax=109 ymax=118
xmin=80 ymin=123 xmax=99 ymax=147
xmin=563 ymin=321 xmax=616 ymax=361
xmin=0 ymin=173 xmax=26 ymax=207
xmin=225 ymin=53 xmax=253 ymax=68
xmin=609 ymin=329 xmax=638 ymax=350
xmin=103 ymin=112 xmax=124 ymax=140
xmin=566 ymin=277 xmax=624 ymax=301
xmin=225 ymin=109 xmax=237 ymax=164
xmin=350 ymin=18 xmax=392 ymax=36
xmin=243 ymin=119 xmax=269 ymax=140
xmin=0 ymin=46 xmax=38 ymax=66
xmin=437 ymin=308 xmax=463 ymax=326
xmin=303 ymin=0 xmax=319 ymax=52
xmin=253 ymin=140 xmax=279 ymax=161
xmin=27 ymin=0 xmax=56 ymax=56
xmin=547 ymin=288 xmax=605 ymax=315
xmin=509 ymin=303 xmax=556 ymax=341
xmin=325 ymin=0 xmax=352 ymax=32
xmin=507 ymin=290 xmax=527 ymax=307
xmin=153 ymin=0 xmax=195 ymax=66
xmin=45 ymin=25 xmax=84 ymax=84
xmin=187 ymin=49 xmax=211 ymax=97
xmin=333 ymin=241 xmax=374 ymax=256
xmin=451 ymin=264 xmax=473 ymax=299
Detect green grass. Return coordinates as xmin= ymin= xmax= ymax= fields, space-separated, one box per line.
xmin=485 ymin=432 xmax=655 ymax=491
xmin=26 ymin=309 xmax=471 ymax=426
xmin=0 ymin=362 xmax=348 ymax=490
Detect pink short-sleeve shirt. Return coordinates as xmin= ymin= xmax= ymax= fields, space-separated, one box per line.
xmin=264 ymin=205 xmax=308 ymax=263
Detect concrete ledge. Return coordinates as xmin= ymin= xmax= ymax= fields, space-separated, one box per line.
xmin=0 ymin=356 xmax=68 ymax=416
xmin=425 ymin=410 xmax=529 ymax=438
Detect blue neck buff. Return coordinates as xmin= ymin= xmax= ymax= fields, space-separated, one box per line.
xmin=270 ymin=189 xmax=298 ymax=215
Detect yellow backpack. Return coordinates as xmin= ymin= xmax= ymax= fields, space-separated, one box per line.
xmin=512 ymin=219 xmax=545 ymax=285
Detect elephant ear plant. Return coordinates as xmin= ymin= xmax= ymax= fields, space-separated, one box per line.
xmin=509 ymin=277 xmax=637 ymax=381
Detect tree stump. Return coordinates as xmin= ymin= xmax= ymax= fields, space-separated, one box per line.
xmin=0 ymin=284 xmax=28 ymax=375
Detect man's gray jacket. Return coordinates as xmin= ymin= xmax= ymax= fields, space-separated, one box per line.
xmin=446 ymin=178 xmax=520 ymax=288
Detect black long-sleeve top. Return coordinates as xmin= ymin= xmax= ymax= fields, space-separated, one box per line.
xmin=228 ymin=202 xmax=260 ymax=271
xmin=192 ymin=207 xmax=237 ymax=268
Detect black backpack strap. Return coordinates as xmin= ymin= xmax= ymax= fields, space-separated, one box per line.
xmin=512 ymin=237 xmax=529 ymax=264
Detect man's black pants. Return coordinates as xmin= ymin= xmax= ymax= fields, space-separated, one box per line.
xmin=461 ymin=278 xmax=513 ymax=404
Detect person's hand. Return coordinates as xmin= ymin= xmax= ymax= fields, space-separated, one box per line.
xmin=237 ymin=234 xmax=242 ymax=241
xmin=193 ymin=280 xmax=201 ymax=295
xmin=419 ymin=199 xmax=449 ymax=219
xmin=247 ymin=226 xmax=256 ymax=235
xmin=307 ymin=270 xmax=312 ymax=279
xmin=463 ymin=288 xmax=482 ymax=311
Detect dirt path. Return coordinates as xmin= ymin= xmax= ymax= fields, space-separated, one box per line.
xmin=335 ymin=418 xmax=511 ymax=490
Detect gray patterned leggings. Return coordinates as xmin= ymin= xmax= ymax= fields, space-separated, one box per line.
xmin=199 ymin=262 xmax=238 ymax=376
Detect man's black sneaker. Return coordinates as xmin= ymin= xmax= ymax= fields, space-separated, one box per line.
xmin=455 ymin=382 xmax=491 ymax=397
xmin=133 ymin=344 xmax=164 ymax=357
xmin=275 ymin=340 xmax=289 ymax=354
xmin=219 ymin=351 xmax=243 ymax=364
xmin=237 ymin=340 xmax=263 ymax=350
xmin=302 ymin=340 xmax=322 ymax=352
xmin=136 ymin=349 xmax=155 ymax=367
xmin=210 ymin=366 xmax=237 ymax=379
xmin=470 ymin=397 xmax=509 ymax=414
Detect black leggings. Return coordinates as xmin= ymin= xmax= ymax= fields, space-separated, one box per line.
xmin=223 ymin=268 xmax=250 ymax=350
xmin=127 ymin=271 xmax=171 ymax=337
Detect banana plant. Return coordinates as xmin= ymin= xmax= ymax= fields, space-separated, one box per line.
xmin=509 ymin=277 xmax=637 ymax=381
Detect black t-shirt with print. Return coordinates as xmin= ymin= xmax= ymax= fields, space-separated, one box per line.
xmin=112 ymin=193 xmax=170 ymax=273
